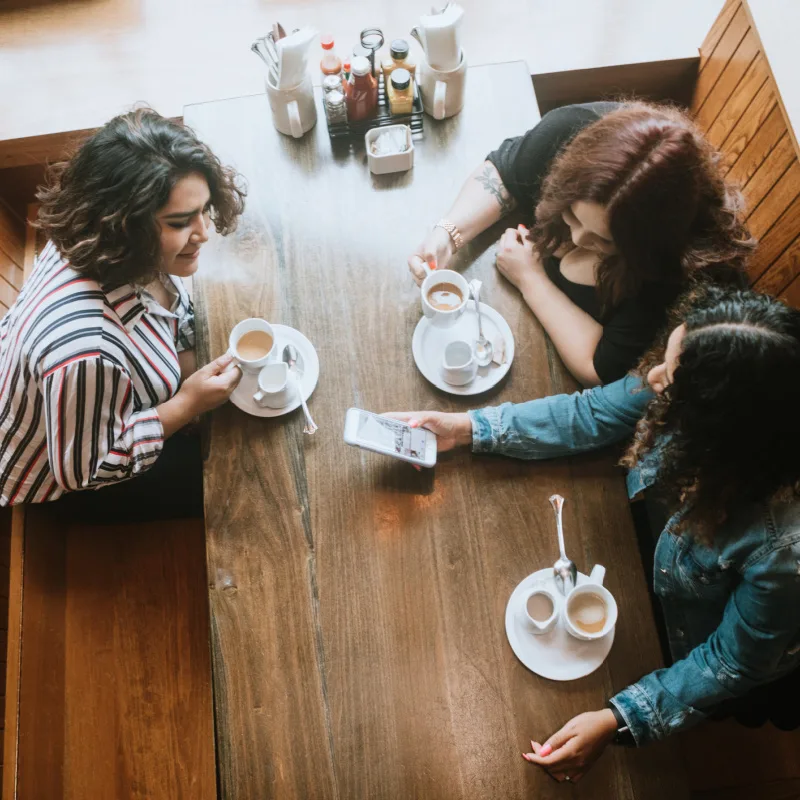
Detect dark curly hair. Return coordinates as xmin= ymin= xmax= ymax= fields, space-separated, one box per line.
xmin=35 ymin=108 xmax=246 ymax=288
xmin=621 ymin=287 xmax=800 ymax=541
xmin=530 ymin=102 xmax=753 ymax=313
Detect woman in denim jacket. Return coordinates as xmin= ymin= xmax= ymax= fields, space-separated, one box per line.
xmin=390 ymin=288 xmax=800 ymax=783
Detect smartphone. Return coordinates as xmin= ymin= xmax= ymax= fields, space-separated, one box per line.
xmin=343 ymin=408 xmax=437 ymax=468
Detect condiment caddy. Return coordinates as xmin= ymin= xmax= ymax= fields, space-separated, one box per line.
xmin=319 ymin=28 xmax=424 ymax=142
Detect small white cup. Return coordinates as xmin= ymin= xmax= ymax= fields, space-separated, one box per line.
xmin=520 ymin=585 xmax=560 ymax=635
xmin=418 ymin=50 xmax=467 ymax=120
xmin=265 ymin=73 xmax=317 ymax=138
xmin=421 ymin=269 xmax=469 ymax=328
xmin=229 ymin=318 xmax=277 ymax=373
xmin=441 ymin=340 xmax=477 ymax=386
xmin=564 ymin=565 xmax=618 ymax=642
xmin=254 ymin=362 xmax=294 ymax=409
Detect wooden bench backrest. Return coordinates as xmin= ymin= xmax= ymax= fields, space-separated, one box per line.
xmin=0 ymin=203 xmax=25 ymax=320
xmin=692 ymin=0 xmax=800 ymax=307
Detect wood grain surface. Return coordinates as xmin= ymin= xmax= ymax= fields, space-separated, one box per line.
xmin=186 ymin=61 xmax=689 ymax=799
xmin=15 ymin=511 xmax=216 ymax=800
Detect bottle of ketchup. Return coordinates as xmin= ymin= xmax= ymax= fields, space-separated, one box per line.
xmin=345 ymin=56 xmax=378 ymax=122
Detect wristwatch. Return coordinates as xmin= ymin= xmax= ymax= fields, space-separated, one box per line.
xmin=435 ymin=219 xmax=464 ymax=251
xmin=607 ymin=702 xmax=636 ymax=747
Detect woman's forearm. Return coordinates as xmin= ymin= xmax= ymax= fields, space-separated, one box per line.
xmin=520 ymin=273 xmax=603 ymax=387
xmin=444 ymin=161 xmax=517 ymax=244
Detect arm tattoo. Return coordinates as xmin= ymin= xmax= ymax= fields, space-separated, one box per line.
xmin=475 ymin=163 xmax=517 ymax=216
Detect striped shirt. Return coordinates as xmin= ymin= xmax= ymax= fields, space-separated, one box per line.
xmin=0 ymin=241 xmax=195 ymax=505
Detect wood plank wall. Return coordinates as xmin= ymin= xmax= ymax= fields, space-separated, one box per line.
xmin=692 ymin=0 xmax=800 ymax=306
xmin=0 ymin=203 xmax=25 ymax=321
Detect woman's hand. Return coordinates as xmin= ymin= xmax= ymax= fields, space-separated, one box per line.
xmin=522 ymin=709 xmax=618 ymax=783
xmin=384 ymin=411 xmax=472 ymax=452
xmin=178 ymin=353 xmax=242 ymax=415
xmin=408 ymin=226 xmax=456 ymax=286
xmin=496 ymin=226 xmax=545 ymax=293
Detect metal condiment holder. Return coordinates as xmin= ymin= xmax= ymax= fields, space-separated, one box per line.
xmin=325 ymin=72 xmax=424 ymax=142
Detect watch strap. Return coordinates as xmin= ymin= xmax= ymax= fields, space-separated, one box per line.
xmin=435 ymin=219 xmax=464 ymax=251
xmin=607 ymin=701 xmax=636 ymax=747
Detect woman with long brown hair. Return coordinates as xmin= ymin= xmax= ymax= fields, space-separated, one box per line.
xmin=408 ymin=101 xmax=753 ymax=386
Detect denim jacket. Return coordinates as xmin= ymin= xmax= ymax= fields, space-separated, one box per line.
xmin=469 ymin=374 xmax=800 ymax=745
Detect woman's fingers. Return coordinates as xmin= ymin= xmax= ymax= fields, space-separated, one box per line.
xmin=524 ymin=737 xmax=579 ymax=768
xmin=219 ymin=364 xmax=243 ymax=391
xmin=408 ymin=255 xmax=428 ymax=285
xmin=208 ymin=352 xmax=235 ymax=373
xmin=542 ymin=725 xmax=575 ymax=754
xmin=384 ymin=411 xmax=419 ymax=424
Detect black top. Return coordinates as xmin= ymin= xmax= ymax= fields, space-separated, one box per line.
xmin=487 ymin=102 xmax=680 ymax=384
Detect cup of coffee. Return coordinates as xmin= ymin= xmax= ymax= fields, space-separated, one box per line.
xmin=563 ymin=565 xmax=617 ymax=642
xmin=253 ymin=362 xmax=294 ymax=409
xmin=421 ymin=269 xmax=469 ymax=328
xmin=229 ymin=318 xmax=277 ymax=373
xmin=441 ymin=340 xmax=477 ymax=386
xmin=520 ymin=585 xmax=560 ymax=635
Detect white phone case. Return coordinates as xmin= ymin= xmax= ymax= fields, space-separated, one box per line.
xmin=343 ymin=408 xmax=437 ymax=467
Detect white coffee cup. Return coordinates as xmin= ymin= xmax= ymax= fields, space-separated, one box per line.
xmin=265 ymin=73 xmax=317 ymax=138
xmin=228 ymin=318 xmax=277 ymax=373
xmin=421 ymin=269 xmax=469 ymax=328
xmin=441 ymin=340 xmax=477 ymax=386
xmin=520 ymin=585 xmax=560 ymax=635
xmin=563 ymin=565 xmax=618 ymax=642
xmin=254 ymin=362 xmax=294 ymax=409
xmin=417 ymin=50 xmax=467 ymax=120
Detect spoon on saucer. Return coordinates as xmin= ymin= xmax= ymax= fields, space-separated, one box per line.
xmin=282 ymin=344 xmax=318 ymax=434
xmin=549 ymin=494 xmax=577 ymax=595
xmin=469 ymin=279 xmax=494 ymax=367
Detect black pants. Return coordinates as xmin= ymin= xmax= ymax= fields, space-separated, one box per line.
xmin=53 ymin=433 xmax=204 ymax=524
xmin=630 ymin=496 xmax=800 ymax=730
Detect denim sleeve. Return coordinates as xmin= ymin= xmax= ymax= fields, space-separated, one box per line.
xmin=611 ymin=539 xmax=800 ymax=745
xmin=469 ymin=374 xmax=651 ymax=460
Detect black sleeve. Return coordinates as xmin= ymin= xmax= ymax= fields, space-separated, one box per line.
xmin=593 ymin=286 xmax=676 ymax=384
xmin=486 ymin=102 xmax=617 ymax=213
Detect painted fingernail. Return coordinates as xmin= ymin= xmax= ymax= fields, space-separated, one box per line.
xmin=540 ymin=744 xmax=552 ymax=757
xmin=521 ymin=753 xmax=531 ymax=762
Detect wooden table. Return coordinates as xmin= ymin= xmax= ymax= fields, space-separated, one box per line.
xmin=184 ymin=61 xmax=689 ymax=800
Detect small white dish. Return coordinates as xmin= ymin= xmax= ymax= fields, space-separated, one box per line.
xmin=229 ymin=324 xmax=319 ymax=418
xmin=412 ymin=300 xmax=514 ymax=396
xmin=505 ymin=567 xmax=616 ymax=681
xmin=365 ymin=125 xmax=414 ymax=175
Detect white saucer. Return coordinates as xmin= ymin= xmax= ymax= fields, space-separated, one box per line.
xmin=229 ymin=324 xmax=319 ymax=418
xmin=505 ymin=568 xmax=615 ymax=681
xmin=412 ymin=300 xmax=515 ymax=396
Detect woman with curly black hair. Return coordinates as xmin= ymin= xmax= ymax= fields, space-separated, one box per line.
xmin=389 ymin=287 xmax=800 ymax=780
xmin=0 ymin=109 xmax=246 ymax=518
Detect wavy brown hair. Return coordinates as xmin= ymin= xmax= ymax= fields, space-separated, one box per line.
xmin=36 ymin=108 xmax=246 ymax=288
xmin=530 ymin=102 xmax=754 ymax=313
xmin=621 ymin=287 xmax=800 ymax=542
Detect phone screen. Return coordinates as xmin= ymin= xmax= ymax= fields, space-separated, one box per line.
xmin=357 ymin=411 xmax=429 ymax=459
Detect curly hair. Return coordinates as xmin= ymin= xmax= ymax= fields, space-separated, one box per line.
xmin=530 ymin=102 xmax=754 ymax=313
xmin=35 ymin=108 xmax=246 ymax=288
xmin=621 ymin=287 xmax=800 ymax=541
